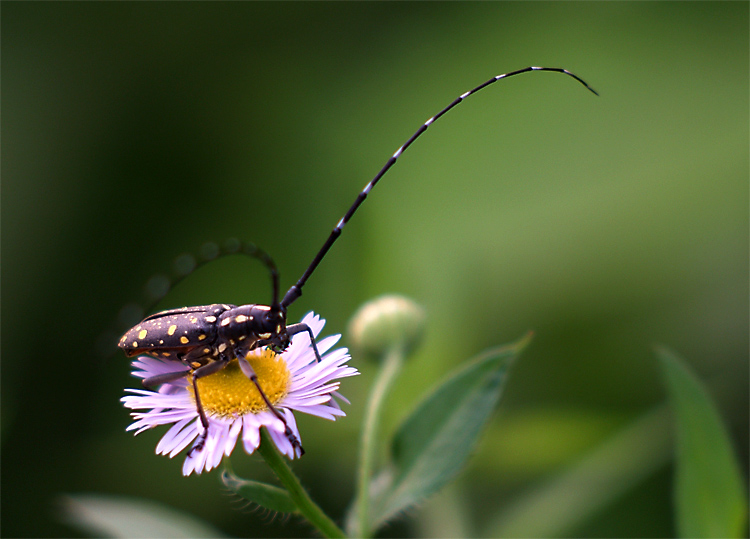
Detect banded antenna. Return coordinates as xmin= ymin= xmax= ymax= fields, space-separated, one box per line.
xmin=133 ymin=239 xmax=281 ymax=323
xmin=281 ymin=66 xmax=598 ymax=307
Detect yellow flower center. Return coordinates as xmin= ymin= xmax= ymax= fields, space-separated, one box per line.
xmin=192 ymin=350 xmax=290 ymax=418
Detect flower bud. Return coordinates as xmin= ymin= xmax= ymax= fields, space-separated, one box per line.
xmin=348 ymin=295 xmax=426 ymax=359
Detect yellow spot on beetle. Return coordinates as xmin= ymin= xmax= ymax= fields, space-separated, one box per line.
xmin=138 ymin=329 xmax=148 ymax=340
xmin=168 ymin=325 xmax=177 ymax=336
xmin=180 ymin=336 xmax=189 ymax=344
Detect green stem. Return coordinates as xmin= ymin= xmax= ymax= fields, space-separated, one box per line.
xmin=258 ymin=429 xmax=346 ymax=539
xmin=352 ymin=345 xmax=405 ymax=538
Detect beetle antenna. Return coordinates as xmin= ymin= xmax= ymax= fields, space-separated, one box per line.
xmin=237 ymin=240 xmax=282 ymax=311
xmin=281 ymin=66 xmax=598 ymax=308
xmin=143 ymin=239 xmax=281 ymax=315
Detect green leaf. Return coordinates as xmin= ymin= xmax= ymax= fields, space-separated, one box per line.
xmin=657 ymin=346 xmax=748 ymax=538
xmin=59 ymin=493 xmax=224 ymax=538
xmin=220 ymin=469 xmax=299 ymax=514
xmin=485 ymin=405 xmax=673 ymax=538
xmin=370 ymin=333 xmax=532 ymax=527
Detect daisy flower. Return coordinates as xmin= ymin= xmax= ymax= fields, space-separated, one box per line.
xmin=121 ymin=312 xmax=358 ymax=476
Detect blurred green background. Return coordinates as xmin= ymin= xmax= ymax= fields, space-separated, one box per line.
xmin=3 ymin=2 xmax=747 ymax=537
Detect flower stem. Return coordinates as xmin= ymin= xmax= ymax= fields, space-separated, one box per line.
xmin=258 ymin=429 xmax=345 ymax=539
xmin=351 ymin=345 xmax=405 ymax=538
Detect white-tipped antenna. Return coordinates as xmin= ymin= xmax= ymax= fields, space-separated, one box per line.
xmin=281 ymin=66 xmax=598 ymax=308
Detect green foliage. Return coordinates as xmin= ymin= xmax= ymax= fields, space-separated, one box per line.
xmin=221 ymin=470 xmax=299 ymax=514
xmin=485 ymin=405 xmax=673 ymax=537
xmin=59 ymin=494 xmax=225 ymax=538
xmin=369 ymin=335 xmax=531 ymax=528
xmin=657 ymin=346 xmax=748 ymax=538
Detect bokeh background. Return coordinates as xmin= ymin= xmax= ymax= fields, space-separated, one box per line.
xmin=3 ymin=2 xmax=747 ymax=537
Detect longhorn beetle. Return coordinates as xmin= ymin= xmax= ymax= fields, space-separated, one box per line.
xmin=119 ymin=66 xmax=598 ymax=456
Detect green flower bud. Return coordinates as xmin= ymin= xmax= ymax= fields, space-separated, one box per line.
xmin=348 ymin=295 xmax=426 ymax=359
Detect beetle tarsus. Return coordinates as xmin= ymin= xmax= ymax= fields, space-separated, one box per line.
xmin=187 ymin=431 xmax=207 ymax=457
xmin=286 ymin=428 xmax=305 ymax=456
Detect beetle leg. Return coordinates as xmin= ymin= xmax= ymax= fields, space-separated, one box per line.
xmin=286 ymin=323 xmax=322 ymax=362
xmin=186 ymin=359 xmax=227 ymax=456
xmin=251 ymin=323 xmax=321 ymax=363
xmin=142 ymin=369 xmax=190 ymax=389
xmin=237 ymin=355 xmax=305 ymax=457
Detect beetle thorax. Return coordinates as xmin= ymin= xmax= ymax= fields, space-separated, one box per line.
xmin=217 ymin=304 xmax=288 ymax=347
